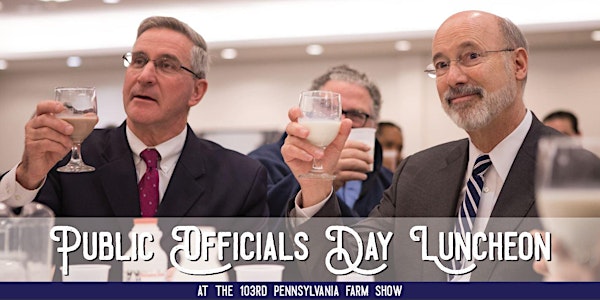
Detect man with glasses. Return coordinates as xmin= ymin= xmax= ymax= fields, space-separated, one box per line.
xmin=249 ymin=65 xmax=393 ymax=218
xmin=0 ymin=16 xmax=268 ymax=219
xmin=281 ymin=11 xmax=563 ymax=281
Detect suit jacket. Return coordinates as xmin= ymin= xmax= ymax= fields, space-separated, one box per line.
xmin=249 ymin=133 xmax=393 ymax=217
xmin=298 ymin=114 xmax=563 ymax=281
xmin=21 ymin=122 xmax=269 ymax=281
xmin=36 ymin=122 xmax=268 ymax=218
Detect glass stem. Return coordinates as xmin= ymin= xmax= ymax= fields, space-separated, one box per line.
xmin=70 ymin=143 xmax=83 ymax=164
xmin=311 ymin=147 xmax=326 ymax=173
xmin=312 ymin=158 xmax=324 ymax=172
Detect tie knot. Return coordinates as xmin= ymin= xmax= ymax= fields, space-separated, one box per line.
xmin=140 ymin=148 xmax=160 ymax=169
xmin=473 ymin=154 xmax=492 ymax=176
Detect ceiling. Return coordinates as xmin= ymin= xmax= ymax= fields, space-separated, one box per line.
xmin=1 ymin=0 xmax=599 ymax=72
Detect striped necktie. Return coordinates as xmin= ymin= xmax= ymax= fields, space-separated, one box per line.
xmin=452 ymin=154 xmax=492 ymax=272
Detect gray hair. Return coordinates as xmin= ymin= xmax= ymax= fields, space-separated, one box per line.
xmin=498 ymin=16 xmax=529 ymax=85
xmin=137 ymin=16 xmax=209 ymax=79
xmin=310 ymin=65 xmax=382 ymax=121
xmin=498 ymin=17 xmax=529 ymax=52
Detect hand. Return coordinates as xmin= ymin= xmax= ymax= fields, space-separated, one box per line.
xmin=281 ymin=107 xmax=352 ymax=207
xmin=332 ymin=139 xmax=373 ymax=191
xmin=532 ymin=229 xmax=600 ymax=281
xmin=16 ymin=100 xmax=74 ymax=189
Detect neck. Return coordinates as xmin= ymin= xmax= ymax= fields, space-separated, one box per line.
xmin=127 ymin=120 xmax=187 ymax=147
xmin=467 ymin=101 xmax=526 ymax=153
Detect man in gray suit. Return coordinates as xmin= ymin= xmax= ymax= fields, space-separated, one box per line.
xmin=281 ymin=10 xmax=561 ymax=281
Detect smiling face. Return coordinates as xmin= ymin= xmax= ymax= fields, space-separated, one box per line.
xmin=432 ymin=11 xmax=520 ymax=132
xmin=122 ymin=27 xmax=207 ymax=142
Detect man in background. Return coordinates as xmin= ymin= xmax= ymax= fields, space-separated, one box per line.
xmin=376 ymin=121 xmax=404 ymax=171
xmin=249 ymin=65 xmax=392 ymax=218
xmin=543 ymin=110 xmax=581 ymax=136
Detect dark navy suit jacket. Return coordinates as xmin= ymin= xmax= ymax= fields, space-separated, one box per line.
xmin=35 ymin=122 xmax=268 ymax=218
xmin=248 ymin=133 xmax=393 ymax=217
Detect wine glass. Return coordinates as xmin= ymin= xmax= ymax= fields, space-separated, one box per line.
xmin=536 ymin=136 xmax=600 ymax=276
xmin=55 ymin=87 xmax=99 ymax=173
xmin=297 ymin=90 xmax=342 ymax=180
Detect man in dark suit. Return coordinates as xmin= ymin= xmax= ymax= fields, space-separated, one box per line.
xmin=281 ymin=10 xmax=562 ymax=281
xmin=0 ymin=16 xmax=267 ymax=218
xmin=0 ymin=16 xmax=267 ymax=281
xmin=249 ymin=65 xmax=393 ymax=218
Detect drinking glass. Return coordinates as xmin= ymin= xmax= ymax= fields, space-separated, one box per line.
xmin=55 ymin=87 xmax=99 ymax=173
xmin=536 ymin=136 xmax=600 ymax=271
xmin=297 ymin=90 xmax=342 ymax=180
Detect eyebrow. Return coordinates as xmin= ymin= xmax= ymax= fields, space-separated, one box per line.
xmin=131 ymin=51 xmax=181 ymax=61
xmin=432 ymin=41 xmax=480 ymax=62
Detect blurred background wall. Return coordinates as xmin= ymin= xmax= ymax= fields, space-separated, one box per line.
xmin=0 ymin=0 xmax=599 ymax=171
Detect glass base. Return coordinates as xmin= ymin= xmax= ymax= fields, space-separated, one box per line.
xmin=298 ymin=170 xmax=335 ymax=180
xmin=57 ymin=163 xmax=95 ymax=173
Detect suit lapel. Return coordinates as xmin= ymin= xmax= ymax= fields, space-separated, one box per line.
xmin=473 ymin=116 xmax=544 ymax=281
xmin=417 ymin=140 xmax=469 ymax=281
xmin=157 ymin=127 xmax=206 ymax=217
xmin=424 ymin=140 xmax=469 ymax=217
xmin=97 ymin=123 xmax=141 ymax=217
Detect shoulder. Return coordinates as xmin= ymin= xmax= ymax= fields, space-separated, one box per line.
xmin=187 ymin=135 xmax=264 ymax=171
xmin=408 ymin=139 xmax=468 ymax=161
xmin=247 ymin=134 xmax=286 ymax=165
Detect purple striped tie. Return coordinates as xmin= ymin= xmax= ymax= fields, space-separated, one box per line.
xmin=139 ymin=149 xmax=160 ymax=217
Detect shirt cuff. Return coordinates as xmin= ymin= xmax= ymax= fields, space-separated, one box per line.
xmin=290 ymin=187 xmax=333 ymax=227
xmin=0 ymin=165 xmax=44 ymax=207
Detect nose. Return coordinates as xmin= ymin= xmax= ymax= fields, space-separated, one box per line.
xmin=443 ymin=61 xmax=468 ymax=87
xmin=136 ymin=61 xmax=158 ymax=84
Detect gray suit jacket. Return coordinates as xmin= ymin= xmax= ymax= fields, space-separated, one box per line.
xmin=298 ymin=114 xmax=562 ymax=281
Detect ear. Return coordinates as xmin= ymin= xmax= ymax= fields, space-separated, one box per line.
xmin=514 ymin=47 xmax=528 ymax=81
xmin=188 ymin=79 xmax=208 ymax=107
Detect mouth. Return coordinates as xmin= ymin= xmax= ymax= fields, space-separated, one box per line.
xmin=132 ymin=94 xmax=157 ymax=102
xmin=447 ymin=93 xmax=477 ymax=105
xmin=445 ymin=87 xmax=483 ymax=105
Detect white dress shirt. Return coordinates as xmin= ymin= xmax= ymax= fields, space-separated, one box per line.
xmin=0 ymin=124 xmax=187 ymax=207
xmin=452 ymin=109 xmax=532 ymax=281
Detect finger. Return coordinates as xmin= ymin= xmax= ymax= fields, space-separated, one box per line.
xmin=338 ymin=147 xmax=374 ymax=164
xmin=28 ymin=112 xmax=74 ymax=136
xmin=281 ymin=141 xmax=315 ymax=163
xmin=336 ymin=157 xmax=372 ymax=173
xmin=344 ymin=139 xmax=372 ymax=152
xmin=532 ymin=259 xmax=549 ymax=276
xmin=326 ymin=119 xmax=353 ymax=153
xmin=33 ymin=100 xmax=65 ymax=117
xmin=288 ymin=107 xmax=302 ymax=122
xmin=335 ymin=170 xmax=368 ymax=182
xmin=26 ymin=126 xmax=73 ymax=150
xmin=286 ymin=121 xmax=310 ymax=140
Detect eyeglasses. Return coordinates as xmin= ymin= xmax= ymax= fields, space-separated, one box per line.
xmin=342 ymin=109 xmax=370 ymax=127
xmin=122 ymin=52 xmax=203 ymax=79
xmin=424 ymin=48 xmax=514 ymax=78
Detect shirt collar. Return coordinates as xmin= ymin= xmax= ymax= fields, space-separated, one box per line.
xmin=468 ymin=110 xmax=532 ymax=181
xmin=126 ymin=125 xmax=187 ymax=173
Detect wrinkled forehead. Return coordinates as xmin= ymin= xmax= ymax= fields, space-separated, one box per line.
xmin=431 ymin=11 xmax=502 ymax=57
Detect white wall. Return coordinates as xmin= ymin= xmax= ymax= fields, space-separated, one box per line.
xmin=1 ymin=47 xmax=599 ymax=171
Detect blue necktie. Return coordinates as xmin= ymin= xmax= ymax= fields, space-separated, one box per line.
xmin=336 ymin=180 xmax=362 ymax=209
xmin=452 ymin=154 xmax=492 ymax=273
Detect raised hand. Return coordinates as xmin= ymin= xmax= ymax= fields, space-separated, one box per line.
xmin=281 ymin=106 xmax=352 ymax=207
xmin=17 ymin=100 xmax=73 ymax=189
